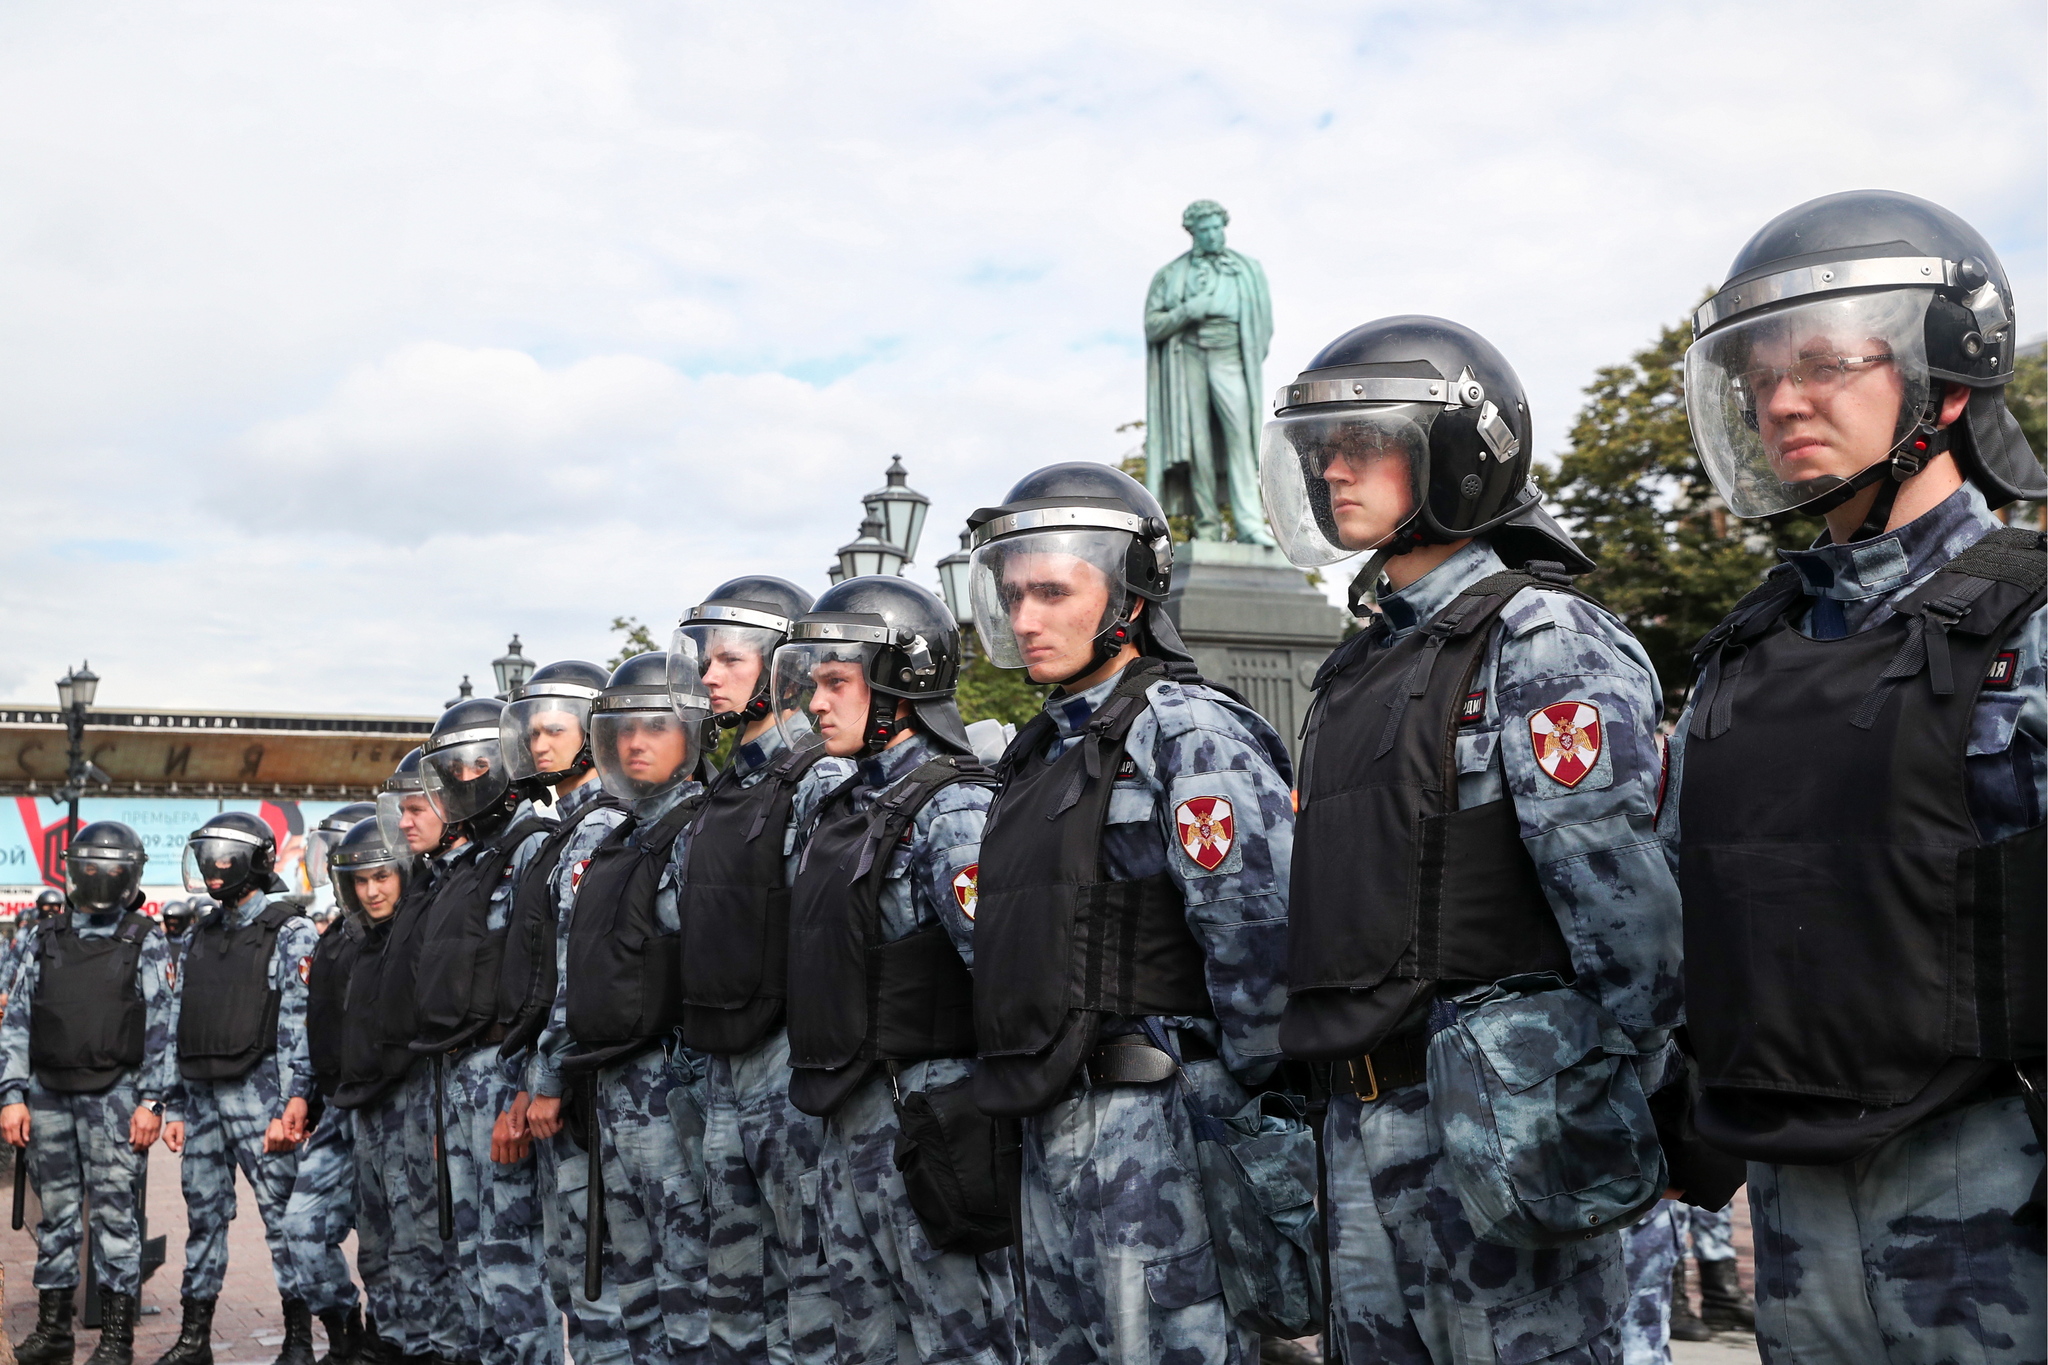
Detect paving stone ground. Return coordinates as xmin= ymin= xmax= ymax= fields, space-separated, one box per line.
xmin=1 ymin=1143 xmax=1762 ymax=1364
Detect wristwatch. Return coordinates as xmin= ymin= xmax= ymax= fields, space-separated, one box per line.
xmin=141 ymin=1099 xmax=165 ymax=1117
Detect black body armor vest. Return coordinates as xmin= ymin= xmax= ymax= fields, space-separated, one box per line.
xmin=970 ymin=661 xmax=1213 ymax=1117
xmin=497 ymin=794 xmax=625 ymax=1060
xmin=1282 ymin=572 xmax=1576 ymax=1062
xmin=561 ymin=793 xmax=706 ymax=1073
xmin=1679 ymin=527 xmax=2046 ymax=1156
xmin=178 ymin=900 xmax=297 ymax=1082
xmin=29 ymin=912 xmax=152 ymax=1093
xmin=786 ymin=756 xmax=991 ymax=1117
xmin=331 ymin=864 xmax=439 ymax=1110
xmin=305 ymin=916 xmax=364 ymax=1100
xmin=680 ymin=745 xmax=832 ymax=1055
xmin=412 ymin=815 xmax=552 ymax=1054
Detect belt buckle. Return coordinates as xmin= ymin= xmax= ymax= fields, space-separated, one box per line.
xmin=1348 ymin=1054 xmax=1379 ymax=1103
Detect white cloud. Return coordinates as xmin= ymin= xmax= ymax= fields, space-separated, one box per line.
xmin=0 ymin=0 xmax=2040 ymax=712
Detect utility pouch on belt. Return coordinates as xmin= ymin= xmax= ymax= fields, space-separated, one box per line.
xmin=1140 ymin=1020 xmax=1324 ymax=1339
xmin=890 ymin=1071 xmax=1018 ymax=1256
xmin=1426 ymin=974 xmax=1665 ymax=1249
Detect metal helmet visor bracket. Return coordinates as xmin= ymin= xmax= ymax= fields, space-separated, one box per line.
xmin=66 ymin=852 xmax=143 ymax=912
xmin=1687 ymin=287 xmax=1939 ymax=520
xmin=500 ymin=687 xmax=598 ymax=785
xmin=672 ymin=618 xmax=784 ymax=726
xmin=966 ymin=524 xmax=1138 ymax=673
xmin=591 ymin=690 xmax=707 ymax=802
xmin=420 ymin=724 xmax=512 ymax=825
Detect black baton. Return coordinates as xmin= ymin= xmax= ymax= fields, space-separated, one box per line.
xmin=433 ymin=1055 xmax=454 ymax=1242
xmin=11 ymin=1145 xmax=26 ymax=1231
xmin=583 ymin=1074 xmax=604 ymax=1302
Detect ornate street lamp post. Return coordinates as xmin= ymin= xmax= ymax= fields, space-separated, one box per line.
xmin=53 ymin=662 xmax=101 ymax=846
xmin=835 ymin=512 xmax=908 ymax=582
xmin=862 ymin=456 xmax=930 ymax=568
xmin=492 ymin=635 xmax=535 ymax=699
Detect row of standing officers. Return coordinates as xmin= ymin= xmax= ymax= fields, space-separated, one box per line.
xmin=1 ymin=188 xmax=2043 ymax=1365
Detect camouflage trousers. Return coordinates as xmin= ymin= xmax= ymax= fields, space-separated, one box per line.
xmin=586 ymin=1045 xmax=708 ymax=1365
xmin=1018 ymin=1057 xmax=1246 ymax=1365
xmin=1620 ymin=1199 xmax=1683 ymax=1365
xmin=820 ymin=1059 xmax=1016 ymax=1365
xmin=1324 ymin=1082 xmax=1626 ymax=1364
xmin=536 ymin=1124 xmax=631 ymax=1365
xmin=405 ymin=1064 xmax=479 ymax=1357
xmin=441 ymin=1048 xmax=562 ymax=1365
xmin=280 ymin=1102 xmax=359 ymax=1313
xmin=1748 ymin=1094 xmax=2046 ymax=1364
xmin=1684 ymin=1205 xmax=1735 ymax=1264
xmin=701 ymin=1028 xmax=835 ymax=1365
xmin=354 ymin=1073 xmax=470 ymax=1357
xmin=177 ymin=1071 xmax=303 ymax=1301
xmin=24 ymin=1078 xmax=146 ymax=1294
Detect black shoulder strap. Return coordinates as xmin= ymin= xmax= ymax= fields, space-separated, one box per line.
xmin=256 ymin=903 xmax=297 ymax=933
xmin=1688 ymin=566 xmax=1807 ymax=742
xmin=116 ymin=912 xmax=154 ymax=944
xmin=1371 ymin=571 xmax=1550 ymax=760
xmin=642 ymin=789 xmax=710 ymax=856
xmin=741 ymin=743 xmax=833 ymax=843
xmin=851 ymin=755 xmax=994 ymax=881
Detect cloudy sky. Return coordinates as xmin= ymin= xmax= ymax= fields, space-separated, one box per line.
xmin=3 ymin=1 xmax=2042 ymax=715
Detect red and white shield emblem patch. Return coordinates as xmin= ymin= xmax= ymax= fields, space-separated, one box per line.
xmin=298 ymin=955 xmax=313 ymax=984
xmin=570 ymin=858 xmax=590 ymax=890
xmin=1529 ymin=701 xmax=1601 ymax=788
xmin=1175 ymin=796 xmax=1236 ymax=872
xmin=952 ymin=864 xmax=979 ymax=919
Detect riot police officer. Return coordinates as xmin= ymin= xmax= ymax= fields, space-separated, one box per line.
xmin=409 ymin=700 xmax=561 ymax=1365
xmin=289 ymin=803 xmax=376 ymax=1365
xmin=965 ymin=465 xmax=1295 ymax=1365
xmin=778 ymin=577 xmax=1017 ymax=1365
xmin=1669 ymin=191 xmax=2045 ymax=1361
xmin=156 ymin=813 xmax=330 ymax=1365
xmin=551 ymin=652 xmax=714 ymax=1365
xmin=0 ymin=823 xmax=174 ymax=1365
xmin=672 ymin=578 xmax=855 ymax=1365
xmin=158 ymin=900 xmax=197 ymax=983
xmin=494 ymin=660 xmax=636 ymax=1365
xmin=1 ymin=891 xmax=72 ymax=1010
xmin=1262 ymin=318 xmax=1682 ymax=1362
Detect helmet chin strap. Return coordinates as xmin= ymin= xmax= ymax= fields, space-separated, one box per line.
xmin=861 ymin=696 xmax=908 ymax=756
xmin=1045 ymin=610 xmax=1141 ymax=690
xmin=1805 ymin=401 xmax=1946 ymax=544
xmin=714 ymin=690 xmax=774 ymax=730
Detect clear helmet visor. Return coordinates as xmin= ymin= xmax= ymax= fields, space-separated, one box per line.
xmin=376 ymin=790 xmax=445 ymax=858
xmin=1259 ymin=403 xmax=1432 ymax=568
xmin=967 ymin=529 xmax=1134 ymax=672
xmin=303 ymin=829 xmax=340 ymax=888
xmin=591 ymin=706 xmax=704 ymax=801
xmin=1685 ymin=289 xmax=1935 ymax=519
xmin=181 ymin=838 xmax=253 ymax=896
xmin=420 ymin=737 xmax=509 ymax=824
xmin=770 ymin=640 xmax=878 ymax=756
xmin=333 ymin=856 xmax=409 ymax=920
xmin=672 ymin=623 xmax=778 ymax=721
xmin=500 ymin=696 xmax=593 ymax=784
xmin=66 ymin=855 xmax=140 ymax=912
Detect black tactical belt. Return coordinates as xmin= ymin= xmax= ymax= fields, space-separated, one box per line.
xmin=1344 ymin=1031 xmax=1429 ymax=1102
xmin=1080 ymin=1030 xmax=1217 ymax=1087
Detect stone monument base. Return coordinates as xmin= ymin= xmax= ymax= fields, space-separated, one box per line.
xmin=1164 ymin=540 xmax=1352 ymax=756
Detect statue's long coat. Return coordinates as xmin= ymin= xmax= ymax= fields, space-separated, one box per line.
xmin=1142 ymin=247 xmax=1272 ymax=508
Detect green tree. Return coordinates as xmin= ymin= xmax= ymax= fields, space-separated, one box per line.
xmin=954 ymin=649 xmax=1048 ymax=729
xmin=606 ymin=615 xmax=659 ymax=671
xmin=1548 ymin=317 xmax=1821 ymax=718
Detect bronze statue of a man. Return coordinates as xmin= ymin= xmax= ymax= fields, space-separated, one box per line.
xmin=1143 ymin=200 xmax=1274 ymax=545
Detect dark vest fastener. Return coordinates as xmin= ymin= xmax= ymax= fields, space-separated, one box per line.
xmin=971 ymin=661 xmax=1214 ymax=1118
xmin=305 ymin=918 xmax=365 ymax=1101
xmin=411 ymin=816 xmax=552 ymax=1054
xmin=29 ymin=912 xmax=152 ymax=1093
xmin=496 ymin=794 xmax=627 ymax=1061
xmin=786 ymin=756 xmax=992 ymax=1118
xmin=1282 ymin=572 xmax=1576 ymax=1063
xmin=178 ymin=903 xmax=297 ymax=1083
xmin=330 ymin=868 xmax=439 ymax=1110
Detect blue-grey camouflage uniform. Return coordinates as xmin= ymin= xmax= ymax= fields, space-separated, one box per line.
xmin=0 ymin=924 xmax=32 ymax=1005
xmin=280 ymin=1100 xmax=358 ymax=1314
xmin=437 ymin=808 xmax=562 ymax=1365
xmin=1620 ymin=1199 xmax=1684 ymax=1365
xmin=541 ymin=778 xmax=711 ymax=1365
xmin=1683 ymin=1206 xmax=1735 ymax=1265
xmin=163 ymin=890 xmax=332 ymax=1304
xmin=1015 ymin=668 xmax=1291 ymax=1365
xmin=700 ymin=727 xmax=855 ymax=1365
xmin=0 ymin=909 xmax=175 ymax=1295
xmin=808 ymin=732 xmax=1017 ymax=1365
xmin=1324 ymin=540 xmax=1680 ymax=1364
xmin=1662 ymin=484 xmax=2046 ymax=1364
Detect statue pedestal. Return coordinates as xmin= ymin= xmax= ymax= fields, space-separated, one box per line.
xmin=1164 ymin=540 xmax=1351 ymax=756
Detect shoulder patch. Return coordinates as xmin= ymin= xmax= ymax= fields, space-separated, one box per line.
xmin=1174 ymin=796 xmax=1236 ymax=872
xmin=1529 ymin=701 xmax=1602 ymax=788
xmin=298 ymin=955 xmax=313 ymax=984
xmin=951 ymin=864 xmax=978 ymax=919
xmin=1985 ymin=651 xmax=2018 ymax=690
xmin=1459 ymin=690 xmax=1487 ymax=726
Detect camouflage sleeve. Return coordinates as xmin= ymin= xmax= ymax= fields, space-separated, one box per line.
xmin=1492 ymin=590 xmax=1682 ymax=1036
xmin=135 ymin=932 xmax=176 ymax=1102
xmin=488 ymin=825 xmax=555 ymax=934
xmin=1134 ymin=679 xmax=1295 ymax=1079
xmin=270 ymin=916 xmax=320 ymax=1104
xmin=783 ymin=756 xmax=858 ymax=884
xmin=530 ymin=807 xmax=627 ymax=1099
xmin=1965 ymin=601 xmax=2046 ymax=845
xmin=906 ymin=780 xmax=990 ymax=966
xmin=0 ymin=942 xmax=38 ymax=1106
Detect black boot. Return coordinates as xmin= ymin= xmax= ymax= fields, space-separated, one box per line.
xmin=274 ymin=1300 xmax=316 ymax=1365
xmin=315 ymin=1308 xmax=362 ymax=1365
xmin=149 ymin=1296 xmax=215 ymax=1365
xmin=1668 ymin=1261 xmax=1713 ymax=1342
xmin=1698 ymin=1258 xmax=1756 ymax=1332
xmin=85 ymin=1293 xmax=137 ymax=1365
xmin=17 ymin=1287 xmax=77 ymax=1365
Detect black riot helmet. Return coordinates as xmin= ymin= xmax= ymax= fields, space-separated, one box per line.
xmin=161 ymin=899 xmax=195 ymax=936
xmin=965 ymin=462 xmax=1203 ymax=686
xmin=770 ymin=577 xmax=972 ymax=757
xmin=303 ymin=802 xmax=377 ymax=890
xmin=34 ymin=888 xmax=65 ymax=918
xmin=591 ymin=651 xmax=711 ymax=802
xmin=182 ymin=810 xmax=277 ymax=905
xmin=671 ymin=577 xmax=814 ymax=729
xmin=500 ymin=660 xmax=607 ymax=791
xmin=419 ymin=697 xmax=517 ymax=833
xmin=1261 ymin=317 xmax=1591 ymax=584
xmin=329 ymin=814 xmax=412 ymax=921
xmin=64 ymin=821 xmax=148 ymax=913
xmin=1687 ymin=190 xmax=2043 ymax=530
